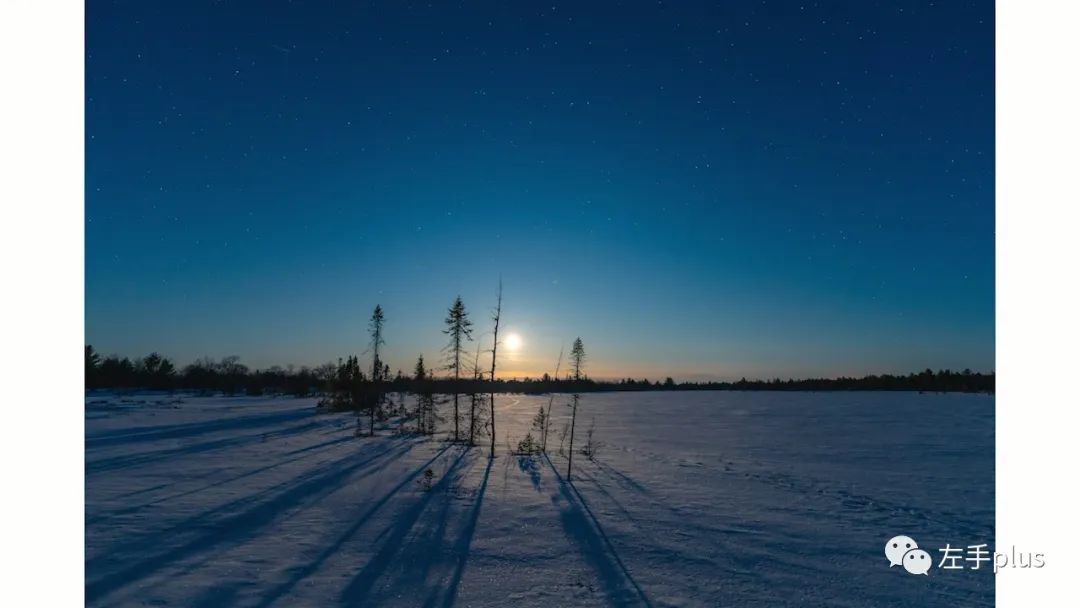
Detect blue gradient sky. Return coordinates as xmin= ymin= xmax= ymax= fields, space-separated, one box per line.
xmin=86 ymin=1 xmax=993 ymax=380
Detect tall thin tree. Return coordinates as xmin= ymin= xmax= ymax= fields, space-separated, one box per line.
xmin=570 ymin=337 xmax=586 ymax=381
xmin=443 ymin=296 xmax=473 ymax=442
xmin=368 ymin=305 xmax=385 ymax=436
xmin=542 ymin=345 xmax=563 ymax=453
xmin=414 ymin=354 xmax=430 ymax=434
xmin=468 ymin=340 xmax=484 ymax=445
xmin=566 ymin=338 xmax=584 ymax=479
xmin=488 ymin=280 xmax=503 ymax=457
xmin=567 ymin=393 xmax=579 ymax=479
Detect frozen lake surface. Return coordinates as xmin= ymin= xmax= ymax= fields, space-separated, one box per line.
xmin=86 ymin=391 xmax=994 ymax=607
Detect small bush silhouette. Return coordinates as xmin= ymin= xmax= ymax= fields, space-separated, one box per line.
xmin=417 ymin=468 xmax=435 ymax=492
xmin=516 ymin=432 xmax=539 ymax=455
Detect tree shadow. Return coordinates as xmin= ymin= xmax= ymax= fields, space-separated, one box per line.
xmin=92 ymin=438 xmax=404 ymax=551
xmin=85 ymin=438 xmax=419 ymax=605
xmin=86 ymin=409 xmax=311 ymax=450
xmin=426 ymin=456 xmax=493 ymax=608
xmin=337 ymin=447 xmax=473 ymax=605
xmin=189 ymin=580 xmax=245 ymax=608
xmin=592 ymin=459 xmax=653 ymax=496
xmin=249 ymin=443 xmax=458 ymax=608
xmin=572 ymin=468 xmax=636 ymax=523
xmin=86 ymin=431 xmax=359 ymax=526
xmin=104 ymin=481 xmax=172 ymax=502
xmin=85 ymin=420 xmax=323 ymax=475
xmin=517 ymin=453 xmax=543 ymax=492
xmin=283 ymin=434 xmax=355 ymax=456
xmin=542 ymin=454 xmax=653 ymax=608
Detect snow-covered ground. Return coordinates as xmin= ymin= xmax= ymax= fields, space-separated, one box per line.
xmin=86 ymin=391 xmax=993 ymax=607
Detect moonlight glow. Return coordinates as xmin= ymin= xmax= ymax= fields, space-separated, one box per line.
xmin=84 ymin=2 xmax=994 ymax=379
xmin=504 ymin=333 xmax=522 ymax=351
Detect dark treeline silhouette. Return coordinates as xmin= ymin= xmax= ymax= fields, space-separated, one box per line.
xmin=85 ymin=345 xmax=994 ymax=395
xmin=663 ymin=368 xmax=994 ymax=393
xmin=84 ymin=345 xmax=325 ymax=396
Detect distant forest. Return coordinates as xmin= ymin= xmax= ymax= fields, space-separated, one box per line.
xmin=85 ymin=345 xmax=994 ymax=395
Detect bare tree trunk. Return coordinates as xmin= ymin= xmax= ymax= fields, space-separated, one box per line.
xmin=542 ymin=346 xmax=563 ymax=453
xmin=369 ymin=377 xmax=376 ymax=437
xmin=567 ymin=393 xmax=579 ymax=479
xmin=451 ymin=336 xmax=460 ymax=443
xmin=489 ymin=280 xmax=502 ymax=457
xmin=469 ymin=341 xmax=481 ymax=446
xmin=542 ymin=395 xmax=553 ymax=453
xmin=468 ymin=394 xmax=476 ymax=446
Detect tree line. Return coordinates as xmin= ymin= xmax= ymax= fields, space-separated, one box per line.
xmin=86 ymin=345 xmax=994 ymax=396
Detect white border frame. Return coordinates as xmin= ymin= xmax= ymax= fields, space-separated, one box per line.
xmin=1 ymin=0 xmax=1079 ymax=604
xmin=0 ymin=0 xmax=85 ymax=605
xmin=997 ymin=0 xmax=1080 ymax=604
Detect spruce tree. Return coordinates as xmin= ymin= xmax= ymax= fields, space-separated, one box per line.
xmin=570 ymin=337 xmax=586 ymax=381
xmin=368 ymin=305 xmax=385 ymax=436
xmin=414 ymin=354 xmax=427 ymax=381
xmin=443 ymin=296 xmax=473 ymax=442
xmin=85 ymin=345 xmax=100 ymax=389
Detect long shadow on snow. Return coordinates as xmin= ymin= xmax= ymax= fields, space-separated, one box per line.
xmin=85 ymin=438 xmax=419 ymax=604
xmin=578 ymin=462 xmax=759 ymax=543
xmin=106 ymin=481 xmax=173 ymax=502
xmin=378 ymin=453 xmax=465 ymax=606
xmin=572 ymin=468 xmax=636 ymax=522
xmin=592 ymin=459 xmax=653 ymax=496
xmin=248 ymin=443 xmax=458 ymax=608
xmin=189 ymin=581 xmax=245 ymax=608
xmin=90 ymin=434 xmax=358 ymax=513
xmin=86 ymin=431 xmax=359 ymax=526
xmin=85 ymin=420 xmax=323 ymax=475
xmin=426 ymin=456 xmax=493 ymax=608
xmin=542 ymin=454 xmax=654 ymax=608
xmin=88 ymin=439 xmax=408 ymax=563
xmin=284 ymin=434 xmax=356 ymax=456
xmin=337 ymin=447 xmax=472 ymax=605
xmin=85 ymin=409 xmax=312 ymax=449
xmin=517 ymin=453 xmax=543 ymax=492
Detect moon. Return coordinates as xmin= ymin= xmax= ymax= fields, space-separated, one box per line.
xmin=504 ymin=333 xmax=523 ymax=351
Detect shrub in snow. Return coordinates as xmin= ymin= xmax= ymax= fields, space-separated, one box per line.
xmin=516 ymin=432 xmax=539 ymax=455
xmin=581 ymin=418 xmax=602 ymax=461
xmin=417 ymin=468 xmax=435 ymax=492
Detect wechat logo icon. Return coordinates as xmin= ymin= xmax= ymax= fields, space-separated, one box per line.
xmin=886 ymin=535 xmax=930 ymax=575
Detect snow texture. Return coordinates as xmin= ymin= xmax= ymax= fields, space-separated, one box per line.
xmin=86 ymin=391 xmax=994 ymax=607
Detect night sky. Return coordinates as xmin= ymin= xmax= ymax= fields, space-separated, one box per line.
xmin=86 ymin=1 xmax=994 ymax=380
